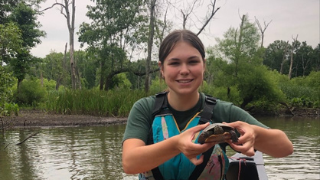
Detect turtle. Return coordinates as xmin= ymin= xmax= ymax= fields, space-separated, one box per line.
xmin=198 ymin=123 xmax=238 ymax=144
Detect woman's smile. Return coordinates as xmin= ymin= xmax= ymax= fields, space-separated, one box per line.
xmin=160 ymin=41 xmax=205 ymax=96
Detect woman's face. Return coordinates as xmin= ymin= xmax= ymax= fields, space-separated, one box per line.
xmin=160 ymin=41 xmax=205 ymax=96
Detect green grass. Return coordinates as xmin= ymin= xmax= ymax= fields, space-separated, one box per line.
xmin=44 ymin=89 xmax=147 ymax=117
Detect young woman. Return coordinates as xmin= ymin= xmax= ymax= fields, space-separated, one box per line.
xmin=122 ymin=30 xmax=293 ymax=180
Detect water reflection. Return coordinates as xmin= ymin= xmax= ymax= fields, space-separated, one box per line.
xmin=0 ymin=117 xmax=319 ymax=180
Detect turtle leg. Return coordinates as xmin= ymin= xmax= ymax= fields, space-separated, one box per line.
xmin=230 ymin=131 xmax=238 ymax=143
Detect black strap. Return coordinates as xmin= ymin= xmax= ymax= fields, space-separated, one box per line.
xmin=152 ymin=91 xmax=170 ymax=118
xmin=149 ymin=92 xmax=217 ymax=180
xmin=198 ymin=95 xmax=216 ymax=124
xmin=148 ymin=92 xmax=168 ymax=180
xmin=189 ymin=95 xmax=216 ymax=179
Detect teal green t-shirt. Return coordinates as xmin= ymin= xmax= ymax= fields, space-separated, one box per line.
xmin=122 ymin=93 xmax=268 ymax=144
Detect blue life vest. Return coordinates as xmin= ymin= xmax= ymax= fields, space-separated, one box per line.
xmin=139 ymin=92 xmax=229 ymax=180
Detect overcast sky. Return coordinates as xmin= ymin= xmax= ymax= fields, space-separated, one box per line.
xmin=31 ymin=0 xmax=320 ymax=58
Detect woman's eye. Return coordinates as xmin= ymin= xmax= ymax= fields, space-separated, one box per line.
xmin=189 ymin=60 xmax=200 ymax=64
xmin=169 ymin=62 xmax=179 ymax=65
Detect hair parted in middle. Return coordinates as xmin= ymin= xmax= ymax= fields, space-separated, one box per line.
xmin=158 ymin=29 xmax=205 ymax=64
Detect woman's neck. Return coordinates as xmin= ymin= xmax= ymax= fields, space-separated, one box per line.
xmin=167 ymin=91 xmax=200 ymax=111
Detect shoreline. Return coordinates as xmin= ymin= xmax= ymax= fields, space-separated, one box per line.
xmin=1 ymin=110 xmax=127 ymax=128
xmin=1 ymin=108 xmax=319 ymax=129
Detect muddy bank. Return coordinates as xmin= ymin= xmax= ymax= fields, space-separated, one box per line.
xmin=1 ymin=108 xmax=319 ymax=129
xmin=1 ymin=110 xmax=127 ymax=128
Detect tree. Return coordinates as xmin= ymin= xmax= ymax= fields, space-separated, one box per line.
xmin=5 ymin=2 xmax=45 ymax=90
xmin=295 ymin=41 xmax=314 ymax=77
xmin=41 ymin=0 xmax=79 ymax=89
xmin=264 ymin=39 xmax=318 ymax=78
xmin=264 ymin=40 xmax=290 ymax=73
xmin=254 ymin=17 xmax=271 ymax=48
xmin=0 ymin=22 xmax=22 ymax=65
xmin=145 ymin=0 xmax=156 ymax=93
xmin=0 ymin=66 xmax=15 ymax=114
xmin=208 ymin=14 xmax=283 ymax=109
xmin=78 ymin=0 xmax=151 ymax=91
xmin=215 ymin=14 xmax=261 ymax=77
xmin=42 ymin=51 xmax=66 ymax=89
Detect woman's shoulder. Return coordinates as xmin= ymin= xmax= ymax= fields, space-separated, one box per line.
xmin=132 ymin=95 xmax=156 ymax=112
xmin=200 ymin=93 xmax=233 ymax=107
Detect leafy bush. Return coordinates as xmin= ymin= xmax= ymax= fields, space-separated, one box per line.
xmin=2 ymin=102 xmax=19 ymax=116
xmin=0 ymin=66 xmax=15 ymax=114
xmin=280 ymin=73 xmax=319 ymax=108
xmin=14 ymin=79 xmax=46 ymax=106
xmin=150 ymin=76 xmax=167 ymax=94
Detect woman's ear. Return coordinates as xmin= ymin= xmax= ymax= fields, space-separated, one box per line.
xmin=158 ymin=61 xmax=164 ymax=77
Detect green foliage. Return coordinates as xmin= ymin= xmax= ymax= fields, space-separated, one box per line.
xmin=109 ymin=73 xmax=132 ymax=89
xmin=45 ymin=89 xmax=146 ymax=117
xmin=264 ymin=40 xmax=319 ymax=78
xmin=2 ymin=102 xmax=19 ymax=116
xmin=206 ymin=15 xmax=287 ymax=109
xmin=305 ymin=71 xmax=320 ymax=88
xmin=237 ymin=65 xmax=285 ymax=107
xmin=279 ymin=74 xmax=320 ymax=108
xmin=150 ymin=76 xmax=167 ymax=94
xmin=4 ymin=2 xmax=45 ymax=89
xmin=0 ymin=22 xmax=22 ymax=63
xmin=0 ymin=66 xmax=15 ymax=114
xmin=78 ymin=0 xmax=152 ymax=90
xmin=40 ymin=78 xmax=58 ymax=92
xmin=14 ymin=79 xmax=46 ymax=106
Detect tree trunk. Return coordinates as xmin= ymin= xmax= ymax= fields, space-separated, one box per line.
xmin=234 ymin=15 xmax=246 ymax=77
xmin=40 ymin=70 xmax=43 ymax=87
xmin=145 ymin=0 xmax=156 ymax=93
xmin=99 ymin=60 xmax=104 ymax=90
xmin=41 ymin=1 xmax=77 ymax=89
xmin=280 ymin=41 xmax=289 ymax=74
xmin=56 ymin=43 xmax=68 ymax=90
xmin=288 ymin=50 xmax=293 ymax=79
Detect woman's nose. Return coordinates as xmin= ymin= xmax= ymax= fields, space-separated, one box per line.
xmin=180 ymin=63 xmax=189 ymax=75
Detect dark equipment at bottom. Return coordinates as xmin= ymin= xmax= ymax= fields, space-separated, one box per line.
xmin=226 ymin=151 xmax=268 ymax=180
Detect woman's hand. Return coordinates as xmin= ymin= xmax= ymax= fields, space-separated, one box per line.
xmin=224 ymin=121 xmax=256 ymax=156
xmin=224 ymin=121 xmax=293 ymax=158
xmin=176 ymin=123 xmax=216 ymax=165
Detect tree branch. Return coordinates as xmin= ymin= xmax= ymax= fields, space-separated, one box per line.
xmin=39 ymin=2 xmax=66 ymax=12
xmin=196 ymin=0 xmax=220 ymax=36
xmin=16 ymin=132 xmax=39 ymax=145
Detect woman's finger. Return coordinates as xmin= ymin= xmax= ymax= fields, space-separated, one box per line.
xmin=189 ymin=155 xmax=204 ymax=165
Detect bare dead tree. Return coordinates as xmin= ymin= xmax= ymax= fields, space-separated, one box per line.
xmin=196 ymin=0 xmax=220 ymax=36
xmin=155 ymin=6 xmax=168 ymax=45
xmin=41 ymin=0 xmax=79 ymax=90
xmin=180 ymin=0 xmax=198 ymax=29
xmin=145 ymin=0 xmax=157 ymax=93
xmin=288 ymin=35 xmax=298 ymax=79
xmin=280 ymin=41 xmax=289 ymax=74
xmin=254 ymin=17 xmax=272 ymax=48
xmin=169 ymin=0 xmax=220 ymax=36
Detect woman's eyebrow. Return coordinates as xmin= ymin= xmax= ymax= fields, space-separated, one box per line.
xmin=168 ymin=56 xmax=200 ymax=61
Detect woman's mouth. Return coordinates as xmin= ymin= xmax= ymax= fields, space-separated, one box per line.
xmin=177 ymin=79 xmax=193 ymax=83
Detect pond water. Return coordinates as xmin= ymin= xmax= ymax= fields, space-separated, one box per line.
xmin=0 ymin=116 xmax=319 ymax=180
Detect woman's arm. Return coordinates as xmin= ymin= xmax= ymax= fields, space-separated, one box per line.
xmin=226 ymin=121 xmax=293 ymax=157
xmin=122 ymin=123 xmax=215 ymax=174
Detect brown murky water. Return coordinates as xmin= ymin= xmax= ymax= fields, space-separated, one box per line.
xmin=0 ymin=117 xmax=319 ymax=180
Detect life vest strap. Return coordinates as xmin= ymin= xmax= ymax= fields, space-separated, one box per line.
xmin=148 ymin=92 xmax=218 ymax=180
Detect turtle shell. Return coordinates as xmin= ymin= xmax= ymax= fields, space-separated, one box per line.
xmin=198 ymin=123 xmax=238 ymax=144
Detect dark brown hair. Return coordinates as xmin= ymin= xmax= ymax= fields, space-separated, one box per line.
xmin=159 ymin=29 xmax=205 ymax=63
